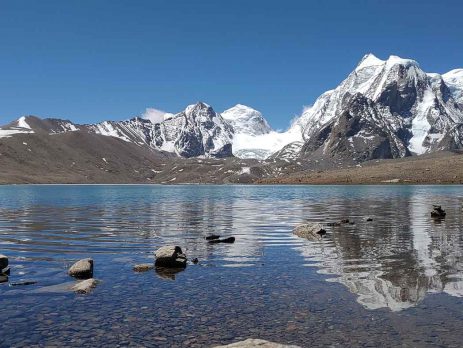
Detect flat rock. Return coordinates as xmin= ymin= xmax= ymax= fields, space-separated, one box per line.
xmin=71 ymin=278 xmax=99 ymax=294
xmin=208 ymin=236 xmax=235 ymax=244
xmin=214 ymin=339 xmax=300 ymax=348
xmin=133 ymin=263 xmax=154 ymax=272
xmin=205 ymin=234 xmax=220 ymax=240
xmin=0 ymin=254 xmax=8 ymax=269
xmin=154 ymin=246 xmax=187 ymax=268
xmin=293 ymin=223 xmax=326 ymax=240
xmin=68 ymin=258 xmax=94 ymax=279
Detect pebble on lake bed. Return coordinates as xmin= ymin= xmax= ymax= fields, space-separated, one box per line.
xmin=133 ymin=263 xmax=154 ymax=272
xmin=0 ymin=254 xmax=8 ymax=269
xmin=154 ymin=246 xmax=187 ymax=268
xmin=68 ymin=258 xmax=94 ymax=279
xmin=71 ymin=278 xmax=99 ymax=294
xmin=293 ymin=223 xmax=326 ymax=241
xmin=214 ymin=338 xmax=301 ymax=348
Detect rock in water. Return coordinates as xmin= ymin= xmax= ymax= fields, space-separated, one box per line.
xmin=205 ymin=234 xmax=221 ymax=240
xmin=214 ymin=338 xmax=301 ymax=347
xmin=293 ymin=223 xmax=326 ymax=240
xmin=0 ymin=275 xmax=8 ymax=284
xmin=1 ymin=266 xmax=10 ymax=275
xmin=71 ymin=278 xmax=99 ymax=294
xmin=208 ymin=237 xmax=235 ymax=244
xmin=0 ymin=254 xmax=8 ymax=269
xmin=68 ymin=258 xmax=94 ymax=279
xmin=154 ymin=246 xmax=187 ymax=268
xmin=431 ymin=205 xmax=446 ymax=219
xmin=133 ymin=263 xmax=154 ymax=272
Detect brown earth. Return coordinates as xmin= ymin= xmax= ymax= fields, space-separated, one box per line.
xmin=258 ymin=151 xmax=463 ymax=185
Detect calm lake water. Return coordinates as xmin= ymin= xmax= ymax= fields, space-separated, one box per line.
xmin=1 ymin=185 xmax=463 ymax=347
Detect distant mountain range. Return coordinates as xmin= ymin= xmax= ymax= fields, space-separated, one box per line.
xmin=1 ymin=53 xmax=463 ymax=182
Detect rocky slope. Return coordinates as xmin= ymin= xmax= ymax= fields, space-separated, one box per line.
xmin=290 ymin=54 xmax=463 ymax=163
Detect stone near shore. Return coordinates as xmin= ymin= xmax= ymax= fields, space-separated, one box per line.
xmin=154 ymin=246 xmax=187 ymax=268
xmin=214 ymin=339 xmax=301 ymax=348
xmin=68 ymin=258 xmax=94 ymax=279
xmin=133 ymin=263 xmax=154 ymax=272
xmin=293 ymin=223 xmax=326 ymax=240
xmin=0 ymin=254 xmax=8 ymax=269
xmin=71 ymin=278 xmax=99 ymax=294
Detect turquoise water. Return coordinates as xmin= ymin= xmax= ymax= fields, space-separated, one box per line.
xmin=1 ymin=185 xmax=463 ymax=347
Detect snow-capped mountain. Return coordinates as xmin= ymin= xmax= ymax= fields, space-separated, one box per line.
xmin=292 ymin=54 xmax=463 ymax=161
xmin=87 ymin=102 xmax=234 ymax=158
xmin=221 ymin=104 xmax=272 ymax=136
xmin=221 ymin=104 xmax=302 ymax=159
xmin=1 ymin=102 xmax=234 ymax=158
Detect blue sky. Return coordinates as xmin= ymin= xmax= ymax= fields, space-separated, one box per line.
xmin=0 ymin=0 xmax=462 ymax=129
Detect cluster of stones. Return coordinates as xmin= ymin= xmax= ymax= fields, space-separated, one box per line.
xmin=68 ymin=258 xmax=98 ymax=294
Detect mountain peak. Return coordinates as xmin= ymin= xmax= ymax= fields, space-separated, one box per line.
xmin=221 ymin=104 xmax=272 ymax=136
xmin=356 ymin=53 xmax=384 ymax=71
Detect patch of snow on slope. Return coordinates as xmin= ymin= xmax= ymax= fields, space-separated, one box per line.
xmin=232 ymin=126 xmax=303 ymax=159
xmin=17 ymin=116 xmax=32 ymax=129
xmin=409 ymin=88 xmax=435 ymax=154
xmin=0 ymin=128 xmax=34 ymax=138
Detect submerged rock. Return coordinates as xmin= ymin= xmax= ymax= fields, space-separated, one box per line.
xmin=293 ymin=223 xmax=326 ymax=240
xmin=208 ymin=237 xmax=236 ymax=244
xmin=155 ymin=266 xmax=184 ymax=281
xmin=133 ymin=263 xmax=154 ymax=272
xmin=68 ymin=258 xmax=94 ymax=279
xmin=154 ymin=246 xmax=187 ymax=268
xmin=214 ymin=339 xmax=301 ymax=347
xmin=431 ymin=205 xmax=446 ymax=219
xmin=205 ymin=234 xmax=221 ymax=240
xmin=0 ymin=254 xmax=8 ymax=269
xmin=192 ymin=258 xmax=199 ymax=264
xmin=10 ymin=281 xmax=37 ymax=286
xmin=365 ymin=217 xmax=373 ymax=222
xmin=71 ymin=278 xmax=99 ymax=294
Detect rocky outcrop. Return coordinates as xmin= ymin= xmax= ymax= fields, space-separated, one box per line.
xmin=293 ymin=223 xmax=326 ymax=240
xmin=68 ymin=258 xmax=94 ymax=279
xmin=431 ymin=205 xmax=446 ymax=219
xmin=154 ymin=246 xmax=187 ymax=268
xmin=214 ymin=339 xmax=300 ymax=348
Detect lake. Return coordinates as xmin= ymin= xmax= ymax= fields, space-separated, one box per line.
xmin=1 ymin=185 xmax=463 ymax=347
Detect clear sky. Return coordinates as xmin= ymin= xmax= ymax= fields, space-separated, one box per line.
xmin=1 ymin=0 xmax=462 ymax=129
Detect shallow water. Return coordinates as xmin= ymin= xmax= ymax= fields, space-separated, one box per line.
xmin=1 ymin=185 xmax=463 ymax=347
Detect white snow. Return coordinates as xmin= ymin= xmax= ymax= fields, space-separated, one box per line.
xmin=355 ymin=53 xmax=384 ymax=71
xmin=0 ymin=128 xmax=34 ymax=138
xmin=17 ymin=116 xmax=32 ymax=129
xmin=409 ymin=88 xmax=435 ymax=154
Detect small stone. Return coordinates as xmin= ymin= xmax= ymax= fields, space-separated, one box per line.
xmin=214 ymin=339 xmax=301 ymax=347
xmin=365 ymin=217 xmax=373 ymax=222
xmin=431 ymin=205 xmax=446 ymax=219
xmin=10 ymin=281 xmax=37 ymax=286
xmin=71 ymin=278 xmax=99 ymax=294
xmin=208 ymin=237 xmax=236 ymax=244
xmin=192 ymin=258 xmax=199 ymax=264
xmin=205 ymin=234 xmax=220 ymax=240
xmin=154 ymin=246 xmax=187 ymax=268
xmin=293 ymin=223 xmax=326 ymax=240
xmin=0 ymin=254 xmax=8 ymax=269
xmin=68 ymin=258 xmax=94 ymax=279
xmin=133 ymin=263 xmax=154 ymax=272
xmin=340 ymin=219 xmax=350 ymax=224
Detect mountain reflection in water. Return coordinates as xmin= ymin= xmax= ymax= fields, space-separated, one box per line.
xmin=296 ymin=188 xmax=463 ymax=311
